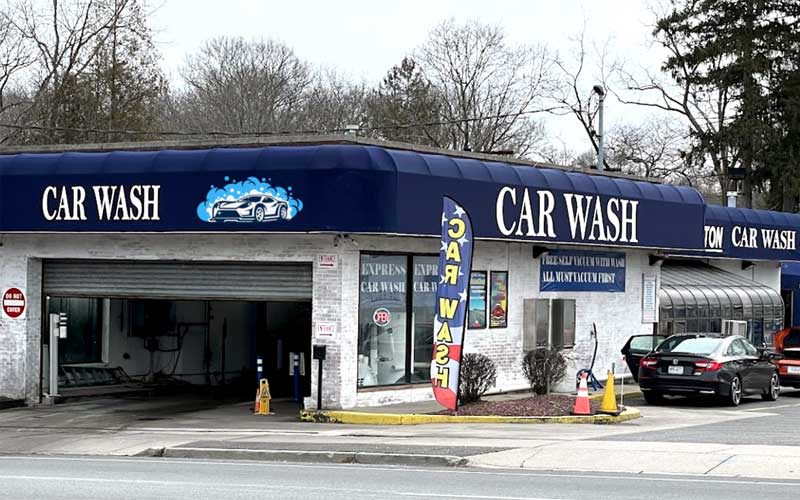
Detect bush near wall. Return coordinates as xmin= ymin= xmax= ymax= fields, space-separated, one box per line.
xmin=458 ymin=353 xmax=497 ymax=405
xmin=522 ymin=348 xmax=567 ymax=395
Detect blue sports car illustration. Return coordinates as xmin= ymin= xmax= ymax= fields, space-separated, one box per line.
xmin=209 ymin=194 xmax=289 ymax=223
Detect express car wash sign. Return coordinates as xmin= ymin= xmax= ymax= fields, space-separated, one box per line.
xmin=431 ymin=197 xmax=474 ymax=411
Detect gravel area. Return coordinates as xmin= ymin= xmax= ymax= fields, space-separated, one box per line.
xmin=439 ymin=395 xmax=604 ymax=416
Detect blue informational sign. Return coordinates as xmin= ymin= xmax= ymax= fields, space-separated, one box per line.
xmin=540 ymin=250 xmax=626 ymax=292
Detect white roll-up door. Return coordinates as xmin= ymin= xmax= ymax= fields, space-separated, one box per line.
xmin=43 ymin=260 xmax=312 ymax=301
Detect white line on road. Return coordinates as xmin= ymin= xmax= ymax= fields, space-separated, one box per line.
xmin=0 ymin=474 xmax=569 ymax=500
xmin=1 ymin=455 xmax=800 ymax=488
xmin=743 ymin=403 xmax=800 ymax=412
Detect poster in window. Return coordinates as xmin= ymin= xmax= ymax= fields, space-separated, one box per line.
xmin=468 ymin=271 xmax=487 ymax=329
xmin=489 ymin=271 xmax=508 ymax=328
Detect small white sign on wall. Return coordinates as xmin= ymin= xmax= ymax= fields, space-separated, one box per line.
xmin=642 ymin=274 xmax=658 ymax=324
xmin=316 ymin=321 xmax=337 ymax=338
xmin=317 ymin=254 xmax=338 ymax=270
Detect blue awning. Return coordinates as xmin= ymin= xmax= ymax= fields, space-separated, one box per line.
xmin=0 ymin=143 xmax=705 ymax=251
xmin=704 ymin=205 xmax=800 ymax=261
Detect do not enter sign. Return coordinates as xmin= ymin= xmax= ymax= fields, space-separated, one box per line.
xmin=3 ymin=288 xmax=26 ymax=318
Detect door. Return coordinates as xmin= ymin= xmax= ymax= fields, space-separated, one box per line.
xmin=744 ymin=339 xmax=773 ymax=391
xmin=621 ymin=335 xmax=666 ymax=382
xmin=727 ymin=338 xmax=758 ymax=393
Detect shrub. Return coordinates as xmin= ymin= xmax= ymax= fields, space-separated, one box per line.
xmin=522 ymin=348 xmax=567 ymax=395
xmin=458 ymin=353 xmax=497 ymax=405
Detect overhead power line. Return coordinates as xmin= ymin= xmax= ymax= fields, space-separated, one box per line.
xmin=0 ymin=106 xmax=562 ymax=140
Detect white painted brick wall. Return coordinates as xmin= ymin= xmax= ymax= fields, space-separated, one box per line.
xmin=0 ymin=232 xmax=656 ymax=409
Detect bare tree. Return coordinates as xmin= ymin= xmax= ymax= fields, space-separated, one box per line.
xmin=180 ymin=36 xmax=312 ymax=134
xmin=296 ymin=68 xmax=367 ymax=133
xmin=0 ymin=9 xmax=34 ymax=143
xmin=606 ymin=115 xmax=715 ymax=188
xmin=4 ymin=0 xmax=133 ymax=141
xmin=616 ymin=1 xmax=739 ymax=204
xmin=548 ymin=25 xmax=621 ymax=169
xmin=415 ymin=19 xmax=554 ymax=156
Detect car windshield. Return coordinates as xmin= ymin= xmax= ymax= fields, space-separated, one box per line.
xmin=656 ymin=337 xmax=722 ymax=355
xmin=242 ymin=196 xmax=262 ymax=202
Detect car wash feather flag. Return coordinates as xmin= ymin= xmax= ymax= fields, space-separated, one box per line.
xmin=431 ymin=196 xmax=473 ymax=411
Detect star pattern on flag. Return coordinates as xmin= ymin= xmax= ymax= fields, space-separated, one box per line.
xmin=441 ymin=212 xmax=448 ymax=226
xmin=457 ymin=235 xmax=469 ymax=246
xmin=453 ymin=206 xmax=466 ymax=218
xmin=458 ymin=290 xmax=468 ymax=302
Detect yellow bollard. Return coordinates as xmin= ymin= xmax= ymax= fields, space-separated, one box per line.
xmin=258 ymin=378 xmax=271 ymax=415
xmin=599 ymin=370 xmax=620 ymax=415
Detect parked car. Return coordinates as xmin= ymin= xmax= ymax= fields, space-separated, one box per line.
xmin=637 ymin=334 xmax=782 ymax=406
xmin=621 ymin=334 xmax=667 ymax=382
xmin=773 ymin=327 xmax=800 ymax=387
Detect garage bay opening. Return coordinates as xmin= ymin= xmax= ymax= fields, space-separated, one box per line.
xmin=41 ymin=260 xmax=312 ymax=411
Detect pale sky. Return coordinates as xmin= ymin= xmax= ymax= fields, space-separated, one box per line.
xmin=151 ymin=0 xmax=668 ymax=155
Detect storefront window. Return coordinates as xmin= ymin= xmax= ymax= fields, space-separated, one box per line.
xmin=357 ymin=253 xmax=440 ymax=388
xmin=411 ymin=256 xmax=439 ymax=383
xmin=357 ymin=254 xmax=408 ymax=387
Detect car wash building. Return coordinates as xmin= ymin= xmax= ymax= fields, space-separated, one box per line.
xmin=0 ymin=136 xmax=796 ymax=410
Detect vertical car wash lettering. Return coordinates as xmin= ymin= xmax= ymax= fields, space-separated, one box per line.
xmin=431 ymin=197 xmax=474 ymax=411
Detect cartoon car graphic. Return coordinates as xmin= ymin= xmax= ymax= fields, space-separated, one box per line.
xmin=209 ymin=194 xmax=289 ymax=223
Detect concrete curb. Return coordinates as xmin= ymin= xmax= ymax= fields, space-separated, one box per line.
xmin=153 ymin=446 xmax=467 ymax=467
xmin=298 ymin=406 xmax=641 ymax=425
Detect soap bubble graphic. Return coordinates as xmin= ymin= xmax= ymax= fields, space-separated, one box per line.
xmin=196 ymin=176 xmax=304 ymax=222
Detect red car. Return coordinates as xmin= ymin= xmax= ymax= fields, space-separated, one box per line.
xmin=773 ymin=327 xmax=800 ymax=387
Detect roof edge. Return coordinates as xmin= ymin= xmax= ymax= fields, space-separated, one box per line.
xmin=0 ymin=133 xmax=667 ymax=185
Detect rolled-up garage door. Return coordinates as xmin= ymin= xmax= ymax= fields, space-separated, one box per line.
xmin=43 ymin=259 xmax=312 ymax=301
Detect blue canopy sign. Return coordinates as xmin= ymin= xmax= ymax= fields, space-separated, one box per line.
xmin=540 ymin=250 xmax=626 ymax=292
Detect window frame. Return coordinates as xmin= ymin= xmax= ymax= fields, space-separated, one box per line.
xmin=356 ymin=251 xmax=438 ymax=390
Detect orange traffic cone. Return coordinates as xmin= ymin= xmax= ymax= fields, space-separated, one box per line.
xmin=572 ymin=372 xmax=592 ymax=415
xmin=253 ymin=388 xmax=260 ymax=415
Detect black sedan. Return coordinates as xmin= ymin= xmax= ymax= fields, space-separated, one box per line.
xmin=637 ymin=334 xmax=781 ymax=406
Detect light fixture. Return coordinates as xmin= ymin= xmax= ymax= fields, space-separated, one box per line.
xmin=531 ymin=245 xmax=550 ymax=259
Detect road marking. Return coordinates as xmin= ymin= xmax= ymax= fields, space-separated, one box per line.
xmin=2 ymin=455 xmax=800 ymax=487
xmin=0 ymin=473 xmax=568 ymax=500
xmin=743 ymin=402 xmax=800 ymax=411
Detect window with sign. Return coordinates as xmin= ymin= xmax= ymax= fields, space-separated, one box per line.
xmin=357 ymin=253 xmax=439 ymax=388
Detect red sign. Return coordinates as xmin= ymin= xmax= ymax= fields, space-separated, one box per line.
xmin=372 ymin=307 xmax=391 ymax=327
xmin=2 ymin=288 xmax=25 ymax=318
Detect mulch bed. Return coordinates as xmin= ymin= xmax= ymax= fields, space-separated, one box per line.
xmin=437 ymin=394 xmax=605 ymax=417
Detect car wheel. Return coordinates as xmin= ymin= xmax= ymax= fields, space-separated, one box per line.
xmin=642 ymin=391 xmax=663 ymax=405
xmin=762 ymin=372 xmax=780 ymax=401
xmin=255 ymin=205 xmax=266 ymax=222
xmin=279 ymin=205 xmax=288 ymax=219
xmin=728 ymin=375 xmax=743 ymax=406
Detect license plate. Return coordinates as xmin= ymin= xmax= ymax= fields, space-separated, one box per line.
xmin=788 ymin=366 xmax=800 ymax=374
xmin=668 ymin=365 xmax=684 ymax=375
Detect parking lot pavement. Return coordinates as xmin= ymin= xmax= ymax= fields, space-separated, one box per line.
xmin=599 ymin=389 xmax=800 ymax=446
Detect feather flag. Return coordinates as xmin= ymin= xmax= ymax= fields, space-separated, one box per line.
xmin=431 ymin=196 xmax=473 ymax=411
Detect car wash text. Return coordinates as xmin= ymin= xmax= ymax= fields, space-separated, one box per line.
xmin=495 ymin=186 xmax=639 ymax=243
xmin=42 ymin=185 xmax=161 ymax=221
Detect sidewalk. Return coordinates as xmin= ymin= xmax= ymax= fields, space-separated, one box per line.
xmin=1 ymin=391 xmax=797 ymax=480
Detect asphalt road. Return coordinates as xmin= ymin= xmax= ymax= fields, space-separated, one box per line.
xmin=607 ymin=388 xmax=800 ymax=445
xmin=2 ymin=455 xmax=800 ymax=500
